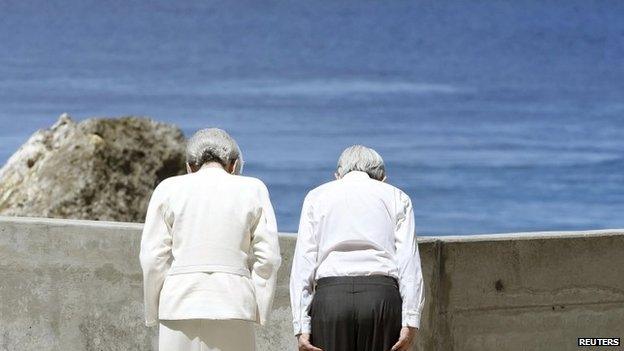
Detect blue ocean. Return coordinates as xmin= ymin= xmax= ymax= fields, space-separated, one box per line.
xmin=1 ymin=1 xmax=623 ymax=234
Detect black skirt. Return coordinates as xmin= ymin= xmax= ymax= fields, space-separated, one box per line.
xmin=310 ymin=275 xmax=403 ymax=351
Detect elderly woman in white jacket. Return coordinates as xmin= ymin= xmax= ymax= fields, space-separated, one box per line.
xmin=140 ymin=128 xmax=281 ymax=351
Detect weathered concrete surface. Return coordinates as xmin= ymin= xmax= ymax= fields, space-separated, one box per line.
xmin=437 ymin=232 xmax=624 ymax=351
xmin=0 ymin=216 xmax=622 ymax=351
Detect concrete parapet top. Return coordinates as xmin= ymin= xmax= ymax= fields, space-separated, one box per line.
xmin=1 ymin=215 xmax=622 ymax=242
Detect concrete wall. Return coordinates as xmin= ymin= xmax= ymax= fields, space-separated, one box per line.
xmin=0 ymin=216 xmax=622 ymax=351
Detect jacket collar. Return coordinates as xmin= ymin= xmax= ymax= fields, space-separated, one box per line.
xmin=198 ymin=165 xmax=228 ymax=174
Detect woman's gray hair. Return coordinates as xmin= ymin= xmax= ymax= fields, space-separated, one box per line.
xmin=336 ymin=145 xmax=386 ymax=180
xmin=186 ymin=128 xmax=244 ymax=174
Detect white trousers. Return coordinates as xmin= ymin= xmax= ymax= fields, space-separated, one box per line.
xmin=159 ymin=319 xmax=256 ymax=351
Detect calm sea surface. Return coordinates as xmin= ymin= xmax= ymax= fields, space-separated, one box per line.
xmin=1 ymin=1 xmax=623 ymax=234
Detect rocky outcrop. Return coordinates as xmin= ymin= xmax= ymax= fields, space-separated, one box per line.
xmin=0 ymin=114 xmax=186 ymax=222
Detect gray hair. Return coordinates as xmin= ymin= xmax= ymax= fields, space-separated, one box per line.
xmin=336 ymin=145 xmax=386 ymax=180
xmin=186 ymin=128 xmax=244 ymax=174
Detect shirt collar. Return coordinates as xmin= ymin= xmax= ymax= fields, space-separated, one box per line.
xmin=341 ymin=171 xmax=371 ymax=180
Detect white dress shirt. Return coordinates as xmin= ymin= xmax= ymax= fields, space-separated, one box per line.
xmin=140 ymin=166 xmax=281 ymax=327
xmin=289 ymin=171 xmax=425 ymax=335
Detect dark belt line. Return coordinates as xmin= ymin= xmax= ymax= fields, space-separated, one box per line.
xmin=315 ymin=275 xmax=398 ymax=288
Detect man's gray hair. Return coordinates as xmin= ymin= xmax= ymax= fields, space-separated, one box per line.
xmin=186 ymin=128 xmax=244 ymax=174
xmin=336 ymin=145 xmax=386 ymax=180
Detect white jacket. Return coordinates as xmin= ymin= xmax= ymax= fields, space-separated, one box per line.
xmin=139 ymin=167 xmax=281 ymax=327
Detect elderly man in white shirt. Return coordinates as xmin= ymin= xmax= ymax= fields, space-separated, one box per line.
xmin=140 ymin=128 xmax=281 ymax=351
xmin=290 ymin=145 xmax=425 ymax=351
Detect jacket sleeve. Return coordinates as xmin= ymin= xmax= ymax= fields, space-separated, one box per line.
xmin=395 ymin=190 xmax=425 ymax=329
xmin=289 ymin=194 xmax=318 ymax=335
xmin=250 ymin=182 xmax=282 ymax=325
xmin=139 ymin=182 xmax=173 ymax=327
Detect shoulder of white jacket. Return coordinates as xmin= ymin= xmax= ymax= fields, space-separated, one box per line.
xmin=151 ymin=173 xmax=196 ymax=198
xmin=154 ymin=173 xmax=188 ymax=189
xmin=235 ymin=174 xmax=267 ymax=187
xmin=226 ymin=175 xmax=272 ymax=197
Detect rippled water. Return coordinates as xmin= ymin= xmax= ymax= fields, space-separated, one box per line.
xmin=1 ymin=0 xmax=623 ymax=234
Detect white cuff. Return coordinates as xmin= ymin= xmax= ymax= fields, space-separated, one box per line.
xmin=402 ymin=309 xmax=422 ymax=329
xmin=293 ymin=318 xmax=312 ymax=335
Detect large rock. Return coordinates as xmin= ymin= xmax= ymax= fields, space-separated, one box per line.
xmin=0 ymin=114 xmax=186 ymax=222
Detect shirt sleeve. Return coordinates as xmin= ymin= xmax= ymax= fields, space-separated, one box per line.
xmin=395 ymin=191 xmax=425 ymax=329
xmin=139 ymin=182 xmax=174 ymax=327
xmin=250 ymin=182 xmax=282 ymax=326
xmin=289 ymin=194 xmax=318 ymax=335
